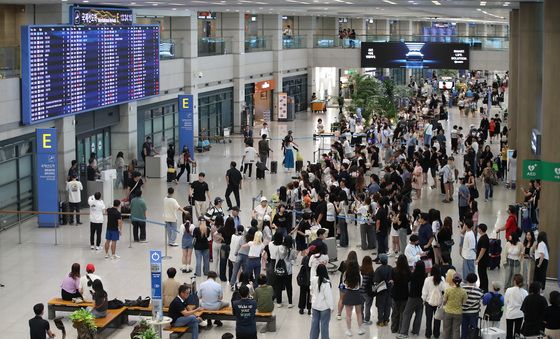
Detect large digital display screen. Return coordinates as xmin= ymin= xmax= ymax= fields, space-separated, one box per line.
xmin=361 ymin=42 xmax=469 ymax=70
xmin=21 ymin=25 xmax=160 ymax=124
xmin=70 ymin=6 xmax=134 ymax=25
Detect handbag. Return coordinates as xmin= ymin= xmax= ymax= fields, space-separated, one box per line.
xmin=434 ymin=305 xmax=445 ymax=321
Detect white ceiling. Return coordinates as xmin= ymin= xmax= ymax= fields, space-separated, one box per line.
xmin=2 ymin=0 xmax=543 ymax=23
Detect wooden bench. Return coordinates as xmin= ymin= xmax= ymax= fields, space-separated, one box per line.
xmin=94 ymin=308 xmax=127 ymax=337
xmin=200 ymin=307 xmax=276 ymax=332
xmin=47 ymin=298 xmax=93 ymax=319
xmin=164 ymin=326 xmax=191 ymax=339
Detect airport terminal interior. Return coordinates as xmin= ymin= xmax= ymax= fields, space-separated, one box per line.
xmin=0 ymin=0 xmax=559 ymax=338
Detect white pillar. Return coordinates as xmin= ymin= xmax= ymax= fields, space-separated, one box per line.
xmin=376 ymin=19 xmax=390 ymax=36
xmin=223 ymin=13 xmax=245 ymax=130
xmin=301 ymin=16 xmax=316 ymax=107
xmin=111 ymin=102 xmax=138 ymax=163
xmin=399 ymin=20 xmax=413 ymax=37
xmin=55 ymin=116 xmax=76 ymax=192
xmin=264 ymin=14 xmax=283 ymax=121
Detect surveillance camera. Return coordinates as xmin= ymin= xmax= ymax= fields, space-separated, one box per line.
xmin=197 ymin=72 xmax=204 ymax=79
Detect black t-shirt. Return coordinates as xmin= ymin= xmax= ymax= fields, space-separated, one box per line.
xmin=190 ymin=181 xmax=209 ymax=202
xmin=521 ymin=294 xmax=548 ymax=335
xmin=375 ymin=206 xmax=390 ymax=235
xmin=107 ymin=207 xmax=122 ymax=231
xmin=477 ymin=234 xmax=490 ymax=265
xmin=545 ymin=305 xmax=560 ymax=330
xmin=87 ymin=165 xmax=96 ymax=181
xmin=169 ymin=297 xmax=186 ymax=324
xmin=232 ymin=298 xmax=257 ymax=335
xmin=272 ymin=212 xmax=290 ymax=231
xmin=316 ymin=200 xmax=328 ymax=226
xmin=127 ymin=178 xmax=144 ymax=198
xmin=142 ymin=142 xmax=152 ymax=157
xmin=29 ymin=316 xmax=49 ymax=339
xmin=193 ymin=227 xmax=211 ymax=250
xmin=226 ymin=168 xmax=242 ymax=187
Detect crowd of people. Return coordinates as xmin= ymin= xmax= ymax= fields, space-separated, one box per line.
xmin=36 ymin=73 xmax=559 ymax=339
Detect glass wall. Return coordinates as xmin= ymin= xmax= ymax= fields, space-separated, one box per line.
xmin=138 ymin=99 xmax=180 ymax=157
xmin=0 ymin=4 xmax=26 ymax=79
xmin=0 ymin=135 xmax=35 ymax=230
xmin=136 ymin=16 xmax=179 ymax=59
xmin=244 ymin=83 xmax=255 ymax=127
xmin=198 ymin=87 xmax=234 ymax=137
xmin=283 ymin=74 xmax=308 ymax=112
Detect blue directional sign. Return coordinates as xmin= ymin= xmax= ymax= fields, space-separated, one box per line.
xmin=178 ymin=94 xmax=195 ymax=160
xmin=36 ymin=128 xmax=59 ymax=227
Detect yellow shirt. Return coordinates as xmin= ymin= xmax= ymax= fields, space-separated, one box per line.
xmin=444 ymin=286 xmax=467 ymax=315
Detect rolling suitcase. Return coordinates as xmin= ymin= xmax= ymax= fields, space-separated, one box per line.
xmin=480 ymin=316 xmax=506 ymax=339
xmin=270 ymin=160 xmax=278 ymax=174
xmin=166 ymin=169 xmax=176 ymax=182
xmin=256 ymin=161 xmax=266 ymax=179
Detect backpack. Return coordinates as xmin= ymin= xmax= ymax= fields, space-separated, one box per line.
xmin=274 ymin=255 xmax=288 ymax=277
xmin=107 ymin=298 xmax=124 ymax=309
xmin=484 ymin=292 xmax=503 ymax=322
xmin=296 ymin=265 xmax=310 ymax=287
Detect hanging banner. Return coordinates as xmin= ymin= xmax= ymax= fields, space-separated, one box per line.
xmin=522 ymin=159 xmax=542 ymax=180
xmin=150 ymin=250 xmax=163 ymax=320
xmin=278 ymin=93 xmax=288 ymax=120
xmin=36 ymin=128 xmax=59 ymax=227
xmin=178 ymin=94 xmax=195 ymax=160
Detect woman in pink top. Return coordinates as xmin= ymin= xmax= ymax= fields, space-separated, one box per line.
xmin=412 ymin=160 xmax=424 ymax=199
xmin=61 ymin=263 xmax=82 ymax=301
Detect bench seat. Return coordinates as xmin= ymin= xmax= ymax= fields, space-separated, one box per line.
xmin=47 ymin=298 xmax=93 ymax=319
xmin=200 ymin=307 xmax=276 ymax=332
xmin=94 ymin=308 xmax=126 ymax=334
xmin=164 ymin=326 xmax=191 ymax=339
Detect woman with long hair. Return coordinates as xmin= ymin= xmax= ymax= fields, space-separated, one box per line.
xmin=521 ymin=231 xmax=536 ymax=284
xmin=176 ymin=147 xmax=195 ymax=183
xmin=504 ymin=232 xmax=523 ymax=289
xmin=391 ymin=255 xmax=411 ymax=333
xmin=90 ymin=279 xmax=108 ymax=318
xmin=437 ymin=217 xmax=454 ymax=266
xmin=429 ymin=209 xmax=443 ymax=265
xmin=243 ymin=231 xmax=264 ymax=287
xmin=274 ymin=236 xmax=298 ymax=307
xmin=422 ymin=265 xmax=445 ymax=338
xmin=337 ymin=251 xmax=358 ymax=320
xmin=534 ymin=231 xmax=549 ymax=291
xmin=412 ymin=160 xmax=423 ymax=199
xmin=359 ymin=256 xmax=375 ymax=325
xmin=219 ymin=216 xmax=236 ymax=282
xmin=310 ymin=264 xmax=334 ymax=339
xmin=358 ymin=195 xmax=375 ymax=251
xmin=399 ymin=260 xmax=427 ymax=337
xmin=193 ymin=217 xmax=211 ymax=277
xmin=61 ymin=263 xmax=82 ymax=301
xmin=342 ymin=260 xmax=365 ymax=336
xmin=181 ymin=211 xmax=195 ymax=273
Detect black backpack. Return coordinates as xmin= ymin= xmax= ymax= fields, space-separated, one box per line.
xmin=274 ymin=256 xmax=288 ymax=277
xmin=484 ymin=292 xmax=503 ymax=321
xmin=296 ymin=265 xmax=310 ymax=287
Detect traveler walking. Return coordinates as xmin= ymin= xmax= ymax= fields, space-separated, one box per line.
xmin=88 ymin=192 xmax=105 ymax=250
xmin=176 ymin=147 xmax=195 ymax=183
xmin=225 ymin=161 xmax=243 ymax=210
xmin=164 ymin=187 xmax=187 ymax=247
xmin=189 ymin=173 xmax=211 ymax=220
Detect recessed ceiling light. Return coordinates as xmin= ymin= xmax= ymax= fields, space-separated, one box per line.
xmin=382 ymin=0 xmax=397 ymax=4
xmin=432 ymin=0 xmax=441 ymax=5
xmin=480 ymin=1 xmax=487 ymax=6
xmin=476 ymin=8 xmax=482 ymax=11
xmin=83 ymin=0 xmax=89 ymax=2
xmin=172 ymin=7 xmax=177 ymax=10
xmin=503 ymin=1 xmax=510 ymax=6
xmin=61 ymin=0 xmax=67 ymax=2
xmin=130 ymin=1 xmax=136 ymax=4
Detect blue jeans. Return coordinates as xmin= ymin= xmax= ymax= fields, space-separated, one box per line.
xmin=310 ymin=308 xmax=331 ymax=339
xmin=484 ymin=183 xmax=493 ymax=199
xmin=463 ymin=259 xmax=475 ymax=279
xmin=174 ymin=315 xmax=199 ymax=339
xmin=246 ymin=257 xmax=261 ymax=287
xmin=195 ymin=249 xmax=209 ymax=277
xmin=230 ymin=253 xmax=248 ymax=287
xmin=166 ymin=222 xmax=177 ymax=243
xmin=424 ymin=134 xmax=432 ymax=146
xmin=461 ymin=313 xmax=478 ymax=339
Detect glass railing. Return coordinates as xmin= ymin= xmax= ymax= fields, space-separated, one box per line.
xmin=315 ymin=34 xmax=509 ymax=50
xmin=282 ymin=35 xmax=306 ymax=49
xmin=0 ymin=46 xmax=20 ymax=79
xmin=245 ymin=36 xmax=272 ymax=53
xmin=159 ymin=39 xmax=179 ymax=59
xmin=198 ymin=37 xmax=233 ymax=57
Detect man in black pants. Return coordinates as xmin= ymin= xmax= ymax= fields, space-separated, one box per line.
xmin=225 ymin=161 xmax=242 ymax=210
xmin=66 ymin=175 xmax=83 ymax=225
xmin=141 ymin=136 xmax=153 ymax=177
xmin=476 ymin=223 xmax=490 ymax=292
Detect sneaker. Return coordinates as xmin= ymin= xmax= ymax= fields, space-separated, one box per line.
xmin=112 ymin=254 xmax=120 ymax=259
xmin=95 ymin=246 xmax=100 ymax=251
xmin=299 ymin=309 xmax=304 ymax=315
xmin=383 ymin=321 xmax=390 ymax=327
xmin=308 ymin=309 xmax=311 ymax=315
xmin=276 ymin=303 xmax=283 ymax=308
xmin=77 ymin=222 xmax=83 ymax=225
xmin=139 ymin=240 xmax=148 ymax=243
xmin=169 ymin=243 xmax=179 ymax=247
xmin=214 ymin=320 xmax=223 ymax=327
xmin=363 ymin=321 xmax=373 ymax=325
xmin=181 ymin=268 xmax=187 ymax=273
xmin=336 ymin=315 xmax=342 ymax=320
xmin=90 ymin=246 xmax=95 ymax=250
xmin=288 ymin=304 xmax=294 ymax=308
xmin=357 ymin=328 xmax=365 ymax=335
xmin=105 ymin=254 xmax=110 ymax=259
xmin=345 ymin=330 xmax=353 ymax=337
xmin=199 ymin=320 xmax=208 ymax=327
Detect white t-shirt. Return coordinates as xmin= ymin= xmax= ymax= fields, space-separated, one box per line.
xmin=504 ymin=286 xmax=528 ymax=319
xmin=424 ymin=123 xmax=433 ymax=136
xmin=88 ymin=196 xmax=106 ymax=224
xmin=260 ymin=127 xmax=270 ymax=137
xmin=461 ymin=230 xmax=477 ymax=260
xmin=163 ymin=197 xmax=181 ymax=222
xmin=66 ymin=180 xmax=83 ymax=203
xmin=248 ymin=242 xmax=264 ymax=257
xmin=326 ymin=202 xmax=336 ymax=222
xmin=253 ymin=204 xmax=272 ymax=222
xmin=535 ymin=241 xmax=549 ymax=260
xmin=243 ymin=146 xmax=258 ymax=163
xmin=79 ymin=273 xmax=102 ymax=298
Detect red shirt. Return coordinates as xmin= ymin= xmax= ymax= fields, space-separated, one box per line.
xmin=504 ymin=214 xmax=518 ymax=239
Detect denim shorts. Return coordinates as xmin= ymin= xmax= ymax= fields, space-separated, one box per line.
xmin=105 ymin=230 xmax=119 ymax=241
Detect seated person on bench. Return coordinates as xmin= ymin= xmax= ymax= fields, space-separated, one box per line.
xmin=163 ymin=267 xmax=182 ymax=308
xmin=61 ymin=263 xmax=83 ymax=301
xmin=169 ymin=284 xmax=204 ymax=339
xmin=198 ymin=271 xmax=230 ymax=326
xmin=88 ymin=279 xmax=108 ymax=318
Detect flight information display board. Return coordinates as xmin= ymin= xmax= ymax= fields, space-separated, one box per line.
xmin=21 ymin=25 xmax=160 ymax=124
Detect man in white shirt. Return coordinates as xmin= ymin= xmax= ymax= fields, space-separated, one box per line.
xmin=164 ymin=187 xmax=186 ymax=246
xmin=252 ymin=197 xmax=272 ymax=227
xmin=404 ymin=235 xmax=425 ymax=268
xmin=461 ymin=219 xmax=477 ymax=278
xmin=88 ymin=192 xmax=105 ymax=250
xmin=423 ymin=121 xmax=433 ymax=146
xmin=79 ymin=263 xmax=102 ymax=300
xmin=259 ymin=122 xmax=270 ymax=138
xmin=198 ymin=271 xmax=229 ymax=326
xmin=66 ymin=175 xmax=83 ymax=225
xmin=241 ymin=144 xmax=258 ymax=179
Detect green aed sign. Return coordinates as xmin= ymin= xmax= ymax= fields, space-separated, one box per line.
xmin=522 ymin=160 xmax=542 ymax=179
xmin=542 ymin=161 xmax=560 ymax=182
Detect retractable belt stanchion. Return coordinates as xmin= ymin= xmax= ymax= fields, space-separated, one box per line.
xmin=17 ymin=210 xmax=22 ymax=245
xmin=128 ymin=218 xmax=133 ymax=249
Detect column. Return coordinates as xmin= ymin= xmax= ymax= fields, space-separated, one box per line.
xmin=222 ymin=13 xmax=245 ymax=130
xmin=300 ymin=16 xmax=316 ymax=106
xmin=175 ymin=16 xmax=199 ymax=136
xmin=111 ymin=102 xmax=137 ymax=164
xmin=264 ymin=14 xmax=283 ymax=121
xmin=376 ymin=19 xmax=390 ymax=36
xmin=351 ymin=18 xmax=366 ymax=37
xmin=539 ymin=0 xmax=560 ymax=279
xmin=456 ymin=23 xmax=469 ymax=36
xmin=55 ymin=116 xmax=76 ymax=192
xmin=398 ymin=20 xmax=413 ymax=38
xmin=508 ymin=10 xmax=519 ymax=149
xmin=515 ymin=2 xmax=543 ymax=201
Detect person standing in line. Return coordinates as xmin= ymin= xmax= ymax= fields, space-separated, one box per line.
xmin=309 ymin=264 xmax=334 ymax=339
xmin=274 ymin=237 xmax=298 ymax=308
xmin=181 ymin=212 xmax=195 ymax=273
xmin=130 ymin=190 xmax=148 ymax=243
xmin=482 ymin=281 xmax=505 ymax=328
xmin=442 ymin=273 xmax=467 ymax=339
xmin=359 ymin=256 xmax=375 ymax=325
xmin=225 ymin=161 xmax=243 ymax=210
xmin=342 ymin=260 xmax=365 ymax=336
xmin=504 ymin=274 xmax=527 ymax=339
xmin=66 ymin=175 xmax=83 ymax=225
xmin=398 ymin=260 xmax=426 ymax=338
xmin=29 ymin=303 xmax=56 ymax=339
xmin=189 ymin=173 xmax=211 ymax=220
xmin=242 ymin=231 xmax=265 ymax=288
xmin=88 ymin=192 xmax=105 ymax=250
xmin=504 ymin=233 xmax=523 ymax=289
xmin=373 ymin=253 xmax=392 ymax=326
xmin=232 ymin=285 xmax=258 ymax=339
xmin=391 ymin=254 xmax=411 ymax=332
xmin=520 ymin=282 xmax=548 ymax=337
xmin=534 ymin=231 xmax=549 ymax=291
xmin=461 ymin=273 xmax=484 ymax=339
xmin=544 ymin=291 xmax=560 ymax=339
xmin=104 ymin=200 xmax=123 ymax=259
xmin=164 ymin=187 xmax=187 ymax=247
xmin=460 ymin=220 xmax=476 ymax=279
xmin=475 ymin=223 xmax=490 ymax=292
xmin=114 ymin=152 xmax=125 ymax=189
xmin=242 ymin=142 xmax=258 ymax=179
xmin=422 ymin=265 xmax=445 ymax=339
xmin=258 ymin=134 xmax=273 ymax=166
xmin=297 ymin=252 xmax=312 ymax=315
xmin=193 ymin=217 xmax=211 ymax=277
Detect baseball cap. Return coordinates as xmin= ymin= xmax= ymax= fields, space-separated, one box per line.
xmin=86 ymin=263 xmax=95 ymax=273
xmin=214 ymin=197 xmax=223 ymax=205
xmin=260 ymin=196 xmax=268 ymax=202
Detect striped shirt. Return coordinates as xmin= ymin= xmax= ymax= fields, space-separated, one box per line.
xmin=462 ymin=285 xmax=484 ymax=314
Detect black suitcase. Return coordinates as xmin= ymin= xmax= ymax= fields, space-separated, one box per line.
xmin=59 ymin=201 xmax=69 ymax=225
xmin=296 ymin=160 xmax=304 ymax=172
xmin=270 ymin=160 xmax=278 ymax=174
xmin=256 ymin=167 xmax=265 ymax=179
xmin=488 ymin=238 xmax=502 ymax=270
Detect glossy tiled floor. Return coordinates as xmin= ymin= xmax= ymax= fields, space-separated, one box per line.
xmin=0 ymin=103 xmax=557 ymax=339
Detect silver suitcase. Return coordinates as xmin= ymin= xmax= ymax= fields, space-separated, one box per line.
xmin=481 ymin=327 xmax=506 ymax=339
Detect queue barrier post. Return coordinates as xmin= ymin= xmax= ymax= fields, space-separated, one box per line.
xmin=129 ymin=218 xmax=133 ymax=249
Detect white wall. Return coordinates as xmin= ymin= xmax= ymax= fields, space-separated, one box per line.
xmin=280 ymin=49 xmax=308 ymax=71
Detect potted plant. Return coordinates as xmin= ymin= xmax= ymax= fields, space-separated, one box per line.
xmin=69 ymin=308 xmax=97 ymax=339
xmin=130 ymin=319 xmax=151 ymax=339
xmin=134 ymin=326 xmax=161 ymax=339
